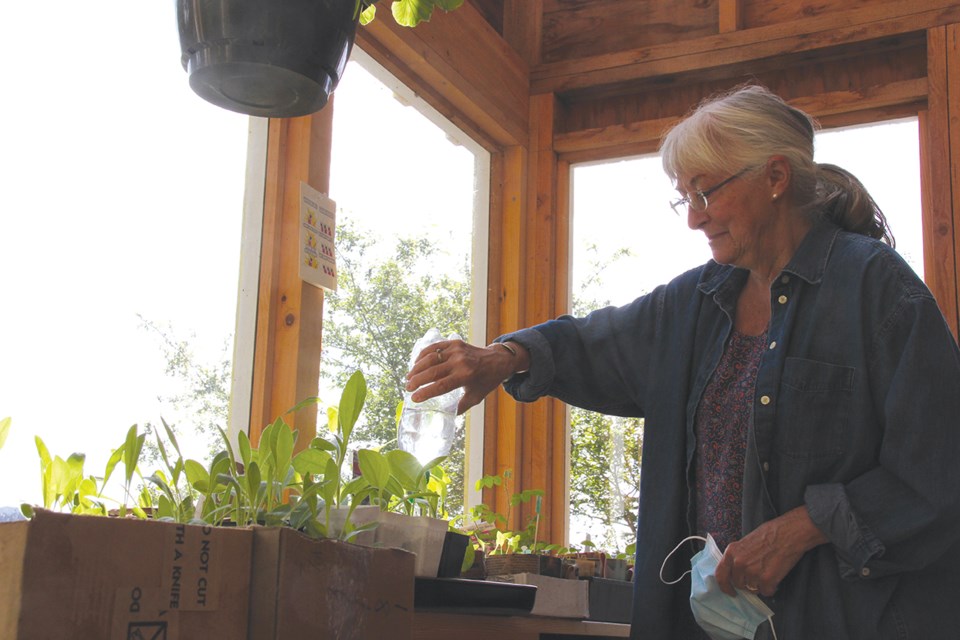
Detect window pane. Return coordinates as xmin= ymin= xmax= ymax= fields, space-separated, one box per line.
xmin=569 ymin=157 xmax=707 ymax=549
xmin=815 ymin=118 xmax=923 ymax=276
xmin=0 ymin=2 xmax=250 ymax=507
xmin=324 ymin=51 xmax=489 ymax=515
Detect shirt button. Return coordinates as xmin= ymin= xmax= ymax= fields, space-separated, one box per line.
xmin=760 ymin=395 xmax=771 ymax=405
xmin=861 ymin=567 xmax=871 ymax=577
xmin=762 ymin=461 xmax=770 ymax=471
xmin=769 ymin=341 xmax=777 ymax=349
xmin=781 ymin=275 xmax=790 ymax=284
xmin=778 ymin=295 xmax=788 ymax=304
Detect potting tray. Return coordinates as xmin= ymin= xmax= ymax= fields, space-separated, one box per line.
xmin=414 ymin=577 xmax=537 ymax=616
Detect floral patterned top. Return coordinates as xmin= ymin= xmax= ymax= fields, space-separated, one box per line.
xmin=695 ymin=329 xmax=767 ymax=551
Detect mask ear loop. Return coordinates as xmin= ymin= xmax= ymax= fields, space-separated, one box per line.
xmin=659 ymin=535 xmax=707 ymax=585
xmin=659 ymin=535 xmax=779 ymax=640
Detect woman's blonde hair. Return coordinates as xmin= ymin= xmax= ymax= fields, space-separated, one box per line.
xmin=660 ymin=84 xmax=893 ymax=245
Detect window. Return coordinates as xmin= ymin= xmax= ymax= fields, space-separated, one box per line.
xmin=0 ymin=2 xmax=252 ymax=506
xmin=568 ymin=119 xmax=923 ymax=547
xmin=569 ymin=156 xmax=707 ymax=549
xmin=815 ymin=118 xmax=923 ymax=276
xmin=324 ymin=49 xmax=489 ymax=515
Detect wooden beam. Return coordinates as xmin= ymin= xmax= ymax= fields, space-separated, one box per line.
xmin=920 ymin=26 xmax=960 ymax=336
xmin=503 ymin=0 xmax=544 ymax=67
xmin=356 ymin=1 xmax=530 ymax=149
xmin=789 ymin=78 xmax=929 ymax=119
xmin=482 ymin=96 xmax=570 ymax=543
xmin=555 ymin=116 xmax=678 ymax=162
xmin=950 ymin=22 xmax=960 ymax=338
xmin=554 ymin=79 xmax=928 ymax=163
xmin=532 ymin=0 xmax=960 ymax=95
xmin=718 ymin=0 xmax=743 ymax=34
xmin=250 ymin=109 xmax=332 ymax=449
xmin=551 ymin=157 xmax=571 ymax=543
xmin=519 ymin=94 xmax=567 ymax=544
xmin=486 ymin=145 xmax=528 ymax=522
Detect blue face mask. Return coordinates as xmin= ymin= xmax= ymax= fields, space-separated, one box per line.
xmin=660 ymin=534 xmax=778 ymax=640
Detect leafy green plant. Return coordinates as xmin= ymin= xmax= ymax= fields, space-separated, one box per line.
xmin=102 ymin=425 xmax=146 ymax=518
xmin=144 ymin=418 xmax=199 ymax=523
xmin=304 ymin=370 xmax=384 ymax=540
xmin=611 ymin=542 xmax=637 ymax=562
xmin=192 ymin=411 xmax=330 ymax=533
xmin=424 ymin=462 xmax=454 ymax=519
xmin=360 ymin=0 xmax=464 ymax=28
xmin=356 ymin=448 xmax=446 ymax=517
xmin=142 ymin=370 xmax=370 ymax=538
xmin=16 ymin=369 xmax=461 ymax=549
xmin=0 ymin=416 xmax=10 ymax=451
xmin=140 ymin=373 xmax=368 ymax=533
xmin=27 ymin=437 xmax=107 ymax=517
xmin=23 ymin=424 xmax=155 ymax=519
xmin=469 ymin=469 xmax=548 ymax=555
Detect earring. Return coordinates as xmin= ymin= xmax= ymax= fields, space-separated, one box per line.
xmin=772 ymin=193 xmax=779 ymax=201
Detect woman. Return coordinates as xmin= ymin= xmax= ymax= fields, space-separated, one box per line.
xmin=405 ymin=85 xmax=960 ymax=639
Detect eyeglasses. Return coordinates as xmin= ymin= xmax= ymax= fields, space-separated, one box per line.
xmin=669 ymin=167 xmax=751 ymax=215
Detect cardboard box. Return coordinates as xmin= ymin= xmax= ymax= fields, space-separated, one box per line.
xmin=489 ymin=572 xmax=589 ymax=619
xmin=249 ymin=526 xmax=415 ymax=639
xmin=0 ymin=509 xmax=252 ymax=639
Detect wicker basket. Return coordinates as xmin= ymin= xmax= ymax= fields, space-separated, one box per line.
xmin=483 ymin=554 xmax=541 ymax=577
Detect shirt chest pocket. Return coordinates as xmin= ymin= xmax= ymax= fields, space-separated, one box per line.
xmin=775 ymin=357 xmax=856 ymax=459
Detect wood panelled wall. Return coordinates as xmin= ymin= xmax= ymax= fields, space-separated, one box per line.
xmin=252 ymin=0 xmax=960 ymax=543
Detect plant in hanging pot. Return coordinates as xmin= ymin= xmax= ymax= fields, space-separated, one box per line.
xmin=360 ymin=0 xmax=464 ymax=27
xmin=176 ymin=0 xmax=464 ymax=117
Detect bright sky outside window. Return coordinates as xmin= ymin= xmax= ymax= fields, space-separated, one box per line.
xmin=325 ymin=52 xmax=489 ymax=515
xmin=0 ymin=2 xmax=250 ymax=507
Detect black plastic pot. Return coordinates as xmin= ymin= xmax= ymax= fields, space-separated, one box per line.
xmin=177 ymin=0 xmax=363 ymax=117
xmin=437 ymin=531 xmax=471 ymax=578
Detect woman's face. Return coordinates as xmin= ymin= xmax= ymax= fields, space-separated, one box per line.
xmin=677 ymin=168 xmax=774 ymax=270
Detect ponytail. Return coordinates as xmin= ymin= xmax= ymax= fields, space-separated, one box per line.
xmin=814 ymin=164 xmax=895 ymax=247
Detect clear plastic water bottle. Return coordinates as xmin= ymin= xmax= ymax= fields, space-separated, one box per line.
xmin=399 ymin=328 xmax=464 ymax=464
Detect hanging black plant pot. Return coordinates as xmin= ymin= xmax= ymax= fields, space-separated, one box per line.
xmin=177 ymin=0 xmax=365 ymax=118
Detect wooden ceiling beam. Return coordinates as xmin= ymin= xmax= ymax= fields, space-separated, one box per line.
xmin=503 ymin=0 xmax=544 ymax=67
xmin=555 ymin=78 xmax=929 ymax=164
xmin=718 ymin=0 xmax=743 ymax=34
xmin=356 ymin=2 xmax=529 ymax=149
xmin=531 ymin=0 xmax=960 ymax=96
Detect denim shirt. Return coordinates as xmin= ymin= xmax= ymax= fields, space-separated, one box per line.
xmin=500 ymin=222 xmax=960 ymax=640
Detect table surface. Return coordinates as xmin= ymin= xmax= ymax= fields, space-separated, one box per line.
xmin=413 ymin=611 xmax=631 ymax=640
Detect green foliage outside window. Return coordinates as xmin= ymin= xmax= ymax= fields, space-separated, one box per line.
xmin=569 ymin=244 xmax=641 ymax=551
xmin=321 ymin=219 xmax=471 ymax=513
